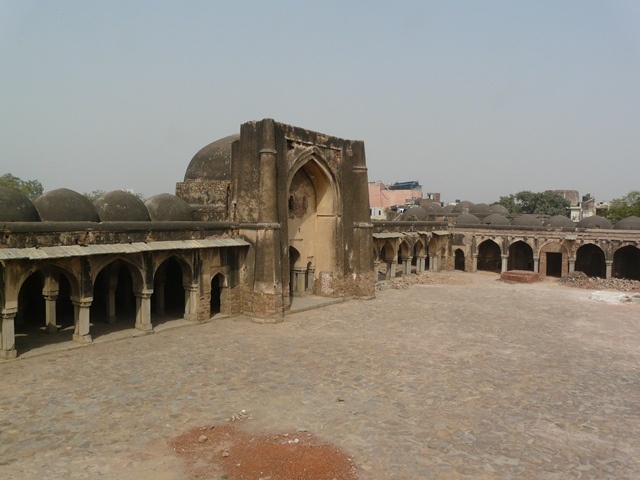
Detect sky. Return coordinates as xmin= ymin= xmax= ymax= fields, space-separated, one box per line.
xmin=1 ymin=1 xmax=639 ymax=204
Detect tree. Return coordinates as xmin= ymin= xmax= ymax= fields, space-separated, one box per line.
xmin=82 ymin=189 xmax=107 ymax=202
xmin=0 ymin=173 xmax=44 ymax=200
xmin=492 ymin=191 xmax=570 ymax=216
xmin=604 ymin=191 xmax=640 ymax=223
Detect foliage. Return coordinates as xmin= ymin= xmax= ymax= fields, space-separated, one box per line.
xmin=492 ymin=191 xmax=570 ymax=216
xmin=0 ymin=173 xmax=44 ymax=200
xmin=604 ymin=191 xmax=640 ymax=223
xmin=83 ymin=189 xmax=107 ymax=202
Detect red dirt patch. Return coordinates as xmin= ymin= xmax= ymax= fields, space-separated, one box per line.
xmin=169 ymin=423 xmax=359 ymax=480
xmin=500 ymin=270 xmax=540 ymax=283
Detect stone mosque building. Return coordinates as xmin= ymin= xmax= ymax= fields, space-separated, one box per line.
xmin=1 ymin=118 xmax=639 ymax=360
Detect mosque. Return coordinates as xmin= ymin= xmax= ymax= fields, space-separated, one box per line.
xmin=1 ymin=119 xmax=639 ymax=359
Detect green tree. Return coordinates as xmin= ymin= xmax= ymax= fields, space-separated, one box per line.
xmin=82 ymin=189 xmax=107 ymax=202
xmin=604 ymin=191 xmax=640 ymax=223
xmin=492 ymin=191 xmax=570 ymax=216
xmin=0 ymin=173 xmax=44 ymax=200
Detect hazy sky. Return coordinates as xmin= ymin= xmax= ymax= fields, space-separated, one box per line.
xmin=2 ymin=1 xmax=639 ymax=203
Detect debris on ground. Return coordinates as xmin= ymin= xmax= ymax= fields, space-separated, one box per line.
xmin=377 ymin=271 xmax=471 ymax=290
xmin=559 ymin=271 xmax=640 ymax=293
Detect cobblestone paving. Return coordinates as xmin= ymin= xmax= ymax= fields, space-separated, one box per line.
xmin=1 ymin=272 xmax=639 ymax=479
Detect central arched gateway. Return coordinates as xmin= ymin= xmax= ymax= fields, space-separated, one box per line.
xmin=287 ymin=153 xmax=340 ymax=296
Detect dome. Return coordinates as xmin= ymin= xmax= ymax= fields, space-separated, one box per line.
xmin=452 ymin=201 xmax=475 ymax=213
xmin=483 ymin=213 xmax=510 ymax=226
xmin=455 ymin=213 xmax=481 ymax=225
xmin=422 ymin=202 xmax=442 ymax=214
xmin=441 ymin=205 xmax=455 ymax=213
xmin=511 ymin=214 xmax=543 ymax=227
xmin=145 ymin=193 xmax=193 ymax=221
xmin=577 ymin=215 xmax=613 ymax=229
xmin=544 ymin=215 xmax=575 ymax=228
xmin=184 ymin=134 xmax=239 ymax=181
xmin=469 ymin=203 xmax=491 ymax=214
xmin=613 ymin=216 xmax=640 ymax=231
xmin=0 ymin=186 xmax=40 ymax=222
xmin=401 ymin=206 xmax=428 ymax=221
xmin=34 ymin=188 xmax=99 ymax=222
xmin=94 ymin=190 xmax=150 ymax=222
xmin=489 ymin=204 xmax=509 ymax=214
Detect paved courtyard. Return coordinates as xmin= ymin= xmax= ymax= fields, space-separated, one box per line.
xmin=1 ymin=271 xmax=639 ymax=479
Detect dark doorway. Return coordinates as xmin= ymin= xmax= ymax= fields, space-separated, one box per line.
xmin=546 ymin=252 xmax=562 ymax=278
xmin=210 ymin=273 xmax=223 ymax=315
xmin=16 ymin=273 xmax=45 ymax=331
xmin=115 ymin=266 xmax=136 ymax=323
xmin=478 ymin=240 xmax=501 ymax=273
xmin=575 ymin=244 xmax=606 ymax=278
xmin=454 ymin=249 xmax=465 ymax=271
xmin=613 ymin=246 xmax=640 ymax=280
xmin=508 ymin=241 xmax=534 ymax=271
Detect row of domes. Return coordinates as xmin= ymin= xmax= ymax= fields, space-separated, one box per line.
xmin=399 ymin=204 xmax=640 ymax=230
xmin=0 ymin=186 xmax=194 ymax=223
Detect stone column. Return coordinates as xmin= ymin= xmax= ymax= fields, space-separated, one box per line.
xmin=404 ymin=257 xmax=413 ymax=275
xmin=605 ymin=260 xmax=613 ymax=279
xmin=429 ymin=254 xmax=436 ymax=272
xmin=43 ymin=292 xmax=58 ymax=333
xmin=134 ymin=291 xmax=153 ymax=332
xmin=533 ymin=256 xmax=539 ymax=273
xmin=307 ymin=266 xmax=315 ymax=292
xmin=417 ymin=255 xmax=425 ymax=273
xmin=568 ymin=257 xmax=576 ymax=273
xmin=294 ymin=268 xmax=307 ymax=296
xmin=501 ymin=254 xmax=509 ymax=273
xmin=389 ymin=260 xmax=397 ymax=278
xmin=472 ymin=254 xmax=478 ymax=272
xmin=1 ymin=308 xmax=17 ymax=359
xmin=183 ymin=285 xmax=198 ymax=322
xmin=72 ymin=298 xmax=92 ymax=344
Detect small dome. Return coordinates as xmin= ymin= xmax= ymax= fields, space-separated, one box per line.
xmin=422 ymin=202 xmax=442 ymax=214
xmin=0 ymin=186 xmax=40 ymax=222
xmin=441 ymin=205 xmax=455 ymax=213
xmin=489 ymin=204 xmax=509 ymax=214
xmin=34 ymin=188 xmax=100 ymax=222
xmin=401 ymin=206 xmax=428 ymax=220
xmin=455 ymin=213 xmax=481 ymax=225
xmin=512 ymin=214 xmax=543 ymax=227
xmin=483 ymin=213 xmax=510 ymax=226
xmin=184 ymin=134 xmax=239 ymax=181
xmin=452 ymin=201 xmax=475 ymax=213
xmin=544 ymin=215 xmax=575 ymax=228
xmin=469 ymin=203 xmax=491 ymax=214
xmin=94 ymin=190 xmax=150 ymax=222
xmin=577 ymin=215 xmax=613 ymax=229
xmin=145 ymin=193 xmax=193 ymax=221
xmin=613 ymin=216 xmax=640 ymax=231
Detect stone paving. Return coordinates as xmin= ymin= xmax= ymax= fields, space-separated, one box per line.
xmin=1 ymin=271 xmax=639 ymax=479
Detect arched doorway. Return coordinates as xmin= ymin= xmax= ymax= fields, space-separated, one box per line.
xmin=16 ymin=272 xmax=45 ymax=332
xmin=613 ymin=246 xmax=640 ymax=280
xmin=153 ymin=258 xmax=186 ymax=320
xmin=454 ymin=249 xmax=465 ymax=271
xmin=508 ymin=241 xmax=534 ymax=271
xmin=287 ymin=156 xmax=339 ymax=295
xmin=210 ymin=273 xmax=224 ymax=316
xmin=575 ymin=244 xmax=606 ymax=278
xmin=477 ymin=240 xmax=501 ymax=273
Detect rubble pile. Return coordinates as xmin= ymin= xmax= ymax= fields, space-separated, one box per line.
xmin=377 ymin=272 xmax=470 ymax=290
xmin=560 ymin=271 xmax=640 ymax=292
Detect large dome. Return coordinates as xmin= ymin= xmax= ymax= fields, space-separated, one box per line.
xmin=452 ymin=201 xmax=474 ymax=213
xmin=469 ymin=203 xmax=491 ymax=214
xmin=422 ymin=202 xmax=442 ymax=214
xmin=483 ymin=213 xmax=510 ymax=226
xmin=455 ymin=213 xmax=481 ymax=225
xmin=401 ymin=206 xmax=428 ymax=221
xmin=184 ymin=134 xmax=239 ymax=182
xmin=145 ymin=194 xmax=193 ymax=221
xmin=94 ymin=190 xmax=150 ymax=222
xmin=544 ymin=215 xmax=575 ymax=228
xmin=489 ymin=204 xmax=509 ymax=214
xmin=34 ymin=188 xmax=100 ymax=222
xmin=0 ymin=186 xmax=40 ymax=222
xmin=613 ymin=216 xmax=640 ymax=231
xmin=577 ymin=215 xmax=613 ymax=229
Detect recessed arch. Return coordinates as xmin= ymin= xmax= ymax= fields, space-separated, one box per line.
xmin=613 ymin=245 xmax=640 ymax=280
xmin=478 ymin=239 xmax=501 ymax=273
xmin=508 ymin=240 xmax=534 ymax=271
xmin=575 ymin=244 xmax=606 ymax=278
xmin=454 ymin=248 xmax=465 ymax=271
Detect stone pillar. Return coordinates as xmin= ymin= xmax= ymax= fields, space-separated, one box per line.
xmin=533 ymin=256 xmax=539 ymax=273
xmin=429 ymin=254 xmax=436 ymax=272
xmin=293 ymin=268 xmax=307 ymax=296
xmin=605 ymin=260 xmax=613 ymax=279
xmin=501 ymin=254 xmax=509 ymax=273
xmin=416 ymin=255 xmax=425 ymax=273
xmin=1 ymin=308 xmax=17 ymax=359
xmin=72 ymin=298 xmax=92 ymax=344
xmin=43 ymin=293 xmax=58 ymax=333
xmin=389 ymin=260 xmax=397 ymax=278
xmin=405 ymin=257 xmax=413 ymax=275
xmin=306 ymin=266 xmax=315 ymax=292
xmin=184 ymin=285 xmax=198 ymax=321
xmin=155 ymin=282 xmax=165 ymax=315
xmin=568 ymin=257 xmax=576 ymax=273
xmin=134 ymin=291 xmax=153 ymax=332
xmin=472 ymin=254 xmax=478 ymax=273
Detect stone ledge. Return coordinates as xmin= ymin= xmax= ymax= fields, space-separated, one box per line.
xmin=500 ymin=270 xmax=540 ymax=283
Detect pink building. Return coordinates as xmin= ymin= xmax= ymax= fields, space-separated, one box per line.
xmin=368 ymin=181 xmax=423 ymax=218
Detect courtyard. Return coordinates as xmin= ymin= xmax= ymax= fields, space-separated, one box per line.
xmin=1 ymin=271 xmax=639 ymax=479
